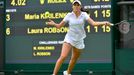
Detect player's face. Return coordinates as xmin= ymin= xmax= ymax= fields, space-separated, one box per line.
xmin=72 ymin=2 xmax=81 ymax=12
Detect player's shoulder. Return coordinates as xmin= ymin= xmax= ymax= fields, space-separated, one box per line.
xmin=66 ymin=12 xmax=73 ymax=16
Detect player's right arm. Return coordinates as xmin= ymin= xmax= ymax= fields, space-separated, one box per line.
xmin=46 ymin=13 xmax=70 ymax=29
xmin=46 ymin=19 xmax=66 ymax=29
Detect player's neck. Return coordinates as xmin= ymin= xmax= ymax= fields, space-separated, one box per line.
xmin=73 ymin=11 xmax=81 ymax=18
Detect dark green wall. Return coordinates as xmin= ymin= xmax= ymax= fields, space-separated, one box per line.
xmin=115 ymin=49 xmax=134 ymax=75
xmin=0 ymin=0 xmax=4 ymax=71
xmin=113 ymin=0 xmax=134 ymax=75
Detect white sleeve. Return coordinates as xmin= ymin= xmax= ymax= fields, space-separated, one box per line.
xmin=84 ymin=12 xmax=90 ymax=20
xmin=63 ymin=13 xmax=70 ymax=23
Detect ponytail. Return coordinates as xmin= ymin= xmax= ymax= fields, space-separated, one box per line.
xmin=81 ymin=7 xmax=89 ymax=13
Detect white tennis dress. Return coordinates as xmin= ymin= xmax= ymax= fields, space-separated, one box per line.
xmin=63 ymin=12 xmax=89 ymax=49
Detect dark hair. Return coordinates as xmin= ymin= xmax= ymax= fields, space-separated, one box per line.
xmin=81 ymin=7 xmax=89 ymax=13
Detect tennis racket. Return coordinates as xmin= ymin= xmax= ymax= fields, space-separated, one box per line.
xmin=110 ymin=20 xmax=131 ymax=34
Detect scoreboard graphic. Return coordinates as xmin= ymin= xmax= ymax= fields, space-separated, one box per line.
xmin=5 ymin=0 xmax=112 ymax=68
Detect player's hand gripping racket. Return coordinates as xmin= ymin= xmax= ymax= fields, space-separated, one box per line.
xmin=110 ymin=20 xmax=131 ymax=34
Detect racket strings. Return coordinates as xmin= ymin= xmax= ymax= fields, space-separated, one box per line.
xmin=114 ymin=20 xmax=131 ymax=34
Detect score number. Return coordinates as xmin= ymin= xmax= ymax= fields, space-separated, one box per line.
xmin=11 ymin=0 xmax=26 ymax=6
xmin=86 ymin=25 xmax=111 ymax=33
xmin=6 ymin=14 xmax=10 ymax=22
xmin=94 ymin=10 xmax=111 ymax=18
xmin=6 ymin=28 xmax=11 ymax=35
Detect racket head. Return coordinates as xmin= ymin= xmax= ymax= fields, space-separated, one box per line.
xmin=118 ymin=20 xmax=130 ymax=34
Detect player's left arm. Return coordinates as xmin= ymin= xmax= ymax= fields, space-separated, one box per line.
xmin=87 ymin=17 xmax=111 ymax=26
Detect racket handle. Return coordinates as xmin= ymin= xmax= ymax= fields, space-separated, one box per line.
xmin=110 ymin=24 xmax=114 ymax=26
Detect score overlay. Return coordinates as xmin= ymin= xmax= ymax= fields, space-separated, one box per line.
xmin=5 ymin=0 xmax=112 ymax=69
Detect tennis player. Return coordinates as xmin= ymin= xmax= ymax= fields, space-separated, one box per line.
xmin=46 ymin=0 xmax=111 ymax=75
